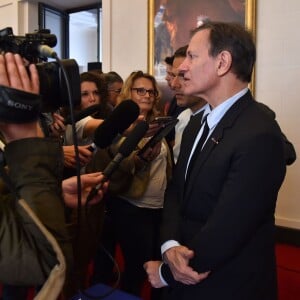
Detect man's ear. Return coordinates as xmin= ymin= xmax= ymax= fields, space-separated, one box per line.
xmin=216 ymin=50 xmax=232 ymax=76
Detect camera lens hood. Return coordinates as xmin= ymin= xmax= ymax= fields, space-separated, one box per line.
xmin=0 ymin=85 xmax=41 ymax=123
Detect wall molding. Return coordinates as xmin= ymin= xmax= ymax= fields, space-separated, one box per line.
xmin=275 ymin=216 xmax=300 ymax=230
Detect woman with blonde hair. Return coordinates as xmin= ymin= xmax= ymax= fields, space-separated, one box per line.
xmin=117 ymin=70 xmax=162 ymax=121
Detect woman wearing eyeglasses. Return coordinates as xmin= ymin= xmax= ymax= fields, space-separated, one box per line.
xmin=88 ymin=71 xmax=173 ymax=299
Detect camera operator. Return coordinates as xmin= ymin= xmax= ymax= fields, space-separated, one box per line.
xmin=0 ymin=52 xmax=108 ymax=299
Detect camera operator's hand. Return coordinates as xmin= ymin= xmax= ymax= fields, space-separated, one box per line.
xmin=0 ymin=52 xmax=39 ymax=94
xmin=0 ymin=53 xmax=41 ymax=142
xmin=62 ymin=172 xmax=108 ymax=208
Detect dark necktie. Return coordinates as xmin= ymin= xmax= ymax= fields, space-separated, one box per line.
xmin=186 ymin=116 xmax=209 ymax=180
xmin=176 ymin=111 xmax=204 ymax=169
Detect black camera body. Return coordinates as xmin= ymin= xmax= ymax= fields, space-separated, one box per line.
xmin=0 ymin=27 xmax=80 ymax=114
xmin=0 ymin=27 xmax=57 ymax=63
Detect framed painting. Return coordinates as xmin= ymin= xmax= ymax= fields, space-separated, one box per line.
xmin=148 ymin=0 xmax=256 ymax=96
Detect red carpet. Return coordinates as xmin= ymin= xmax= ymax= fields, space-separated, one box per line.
xmin=276 ymin=243 xmax=300 ymax=300
xmin=0 ymin=243 xmax=299 ymax=299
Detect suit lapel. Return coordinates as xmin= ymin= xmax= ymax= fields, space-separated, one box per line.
xmin=174 ymin=111 xmax=205 ymax=202
xmin=176 ymin=111 xmax=204 ymax=174
xmin=184 ymin=91 xmax=254 ymax=202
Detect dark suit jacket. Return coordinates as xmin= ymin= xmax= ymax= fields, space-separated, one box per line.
xmin=160 ymin=91 xmax=286 ymax=300
xmin=256 ymin=102 xmax=296 ymax=165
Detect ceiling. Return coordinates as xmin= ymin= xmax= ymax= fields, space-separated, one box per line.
xmin=35 ymin=0 xmax=101 ymax=11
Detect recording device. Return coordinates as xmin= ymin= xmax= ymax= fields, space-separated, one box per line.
xmin=86 ymin=120 xmax=149 ymax=203
xmin=0 ymin=27 xmax=81 ymax=118
xmin=138 ymin=118 xmax=178 ymax=157
xmin=150 ymin=116 xmax=175 ymax=125
xmin=88 ymin=99 xmax=140 ymax=151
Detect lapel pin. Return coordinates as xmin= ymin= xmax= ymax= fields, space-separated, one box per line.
xmin=211 ymin=137 xmax=219 ymax=144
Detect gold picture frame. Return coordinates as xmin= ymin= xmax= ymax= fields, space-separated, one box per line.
xmin=148 ymin=0 xmax=256 ymax=93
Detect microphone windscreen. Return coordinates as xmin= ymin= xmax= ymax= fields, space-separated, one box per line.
xmin=65 ymin=104 xmax=102 ymax=124
xmin=119 ymin=121 xmax=149 ymax=157
xmin=93 ymin=99 xmax=140 ymax=149
xmin=114 ymin=99 xmax=140 ymax=133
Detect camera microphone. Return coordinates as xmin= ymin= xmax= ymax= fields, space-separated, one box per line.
xmin=38 ymin=45 xmax=57 ymax=59
xmin=86 ymin=120 xmax=149 ymax=203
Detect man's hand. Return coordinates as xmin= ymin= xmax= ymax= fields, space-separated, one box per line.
xmin=62 ymin=172 xmax=108 ymax=208
xmin=164 ymin=246 xmax=210 ymax=285
xmin=144 ymin=261 xmax=167 ymax=288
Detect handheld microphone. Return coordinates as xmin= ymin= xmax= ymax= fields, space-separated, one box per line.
xmin=88 ymin=99 xmax=140 ymax=151
xmin=64 ymin=104 xmax=103 ymax=124
xmin=86 ymin=120 xmax=149 ymax=203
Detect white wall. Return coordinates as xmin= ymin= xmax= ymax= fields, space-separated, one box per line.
xmin=256 ymin=0 xmax=300 ymax=229
xmin=102 ymin=0 xmax=148 ymax=79
xmin=0 ymin=0 xmax=38 ymax=34
xmin=0 ymin=0 xmax=299 ymax=229
xmin=0 ymin=0 xmax=19 ymax=33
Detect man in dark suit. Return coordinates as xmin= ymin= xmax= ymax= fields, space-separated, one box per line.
xmin=144 ymin=21 xmax=286 ymax=300
xmin=256 ymin=102 xmax=296 ymax=165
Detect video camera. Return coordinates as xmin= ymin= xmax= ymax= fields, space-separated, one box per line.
xmin=0 ymin=27 xmax=80 ymax=115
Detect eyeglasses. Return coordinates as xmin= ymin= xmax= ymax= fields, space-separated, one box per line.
xmin=108 ymin=88 xmax=122 ymax=94
xmin=131 ymin=87 xmax=158 ymax=97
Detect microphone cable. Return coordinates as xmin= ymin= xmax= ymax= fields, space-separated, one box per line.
xmin=53 ymin=53 xmax=83 ymax=228
xmin=78 ymin=243 xmax=122 ymax=300
xmin=51 ymin=51 xmax=89 ymax=296
xmin=52 ymin=51 xmax=124 ymax=300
